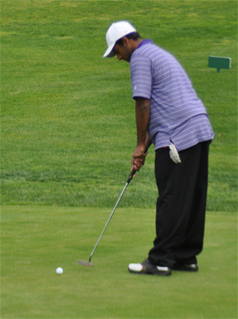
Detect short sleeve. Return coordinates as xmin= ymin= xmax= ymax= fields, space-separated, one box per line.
xmin=130 ymin=55 xmax=152 ymax=100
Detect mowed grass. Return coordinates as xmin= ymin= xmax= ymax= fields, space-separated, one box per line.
xmin=1 ymin=1 xmax=237 ymax=318
xmin=1 ymin=0 xmax=237 ymax=211
xmin=1 ymin=205 xmax=237 ymax=319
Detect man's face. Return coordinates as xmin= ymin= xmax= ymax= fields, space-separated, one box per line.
xmin=113 ymin=39 xmax=133 ymax=62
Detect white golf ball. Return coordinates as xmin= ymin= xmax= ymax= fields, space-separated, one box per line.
xmin=56 ymin=267 xmax=63 ymax=274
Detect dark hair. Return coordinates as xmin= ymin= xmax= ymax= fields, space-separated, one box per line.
xmin=115 ymin=32 xmax=141 ymax=46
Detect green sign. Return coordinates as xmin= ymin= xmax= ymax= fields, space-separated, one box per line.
xmin=208 ymin=56 xmax=231 ymax=72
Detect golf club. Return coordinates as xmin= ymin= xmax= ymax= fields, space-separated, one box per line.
xmin=78 ymin=167 xmax=136 ymax=267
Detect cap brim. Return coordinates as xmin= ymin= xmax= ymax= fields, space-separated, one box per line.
xmin=103 ymin=43 xmax=116 ymax=58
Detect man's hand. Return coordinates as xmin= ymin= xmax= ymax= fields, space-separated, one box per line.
xmin=131 ymin=144 xmax=148 ymax=172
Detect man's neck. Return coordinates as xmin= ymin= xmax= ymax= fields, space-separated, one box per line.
xmin=131 ymin=38 xmax=143 ymax=52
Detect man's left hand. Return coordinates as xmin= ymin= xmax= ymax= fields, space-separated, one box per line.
xmin=131 ymin=144 xmax=148 ymax=172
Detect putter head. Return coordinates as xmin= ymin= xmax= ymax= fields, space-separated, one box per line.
xmin=78 ymin=260 xmax=94 ymax=267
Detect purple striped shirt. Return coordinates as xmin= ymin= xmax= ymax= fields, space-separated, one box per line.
xmin=130 ymin=40 xmax=214 ymax=151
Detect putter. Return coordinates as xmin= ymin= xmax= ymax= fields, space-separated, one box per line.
xmin=78 ymin=168 xmax=136 ymax=267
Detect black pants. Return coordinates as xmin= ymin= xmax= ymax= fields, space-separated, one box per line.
xmin=148 ymin=141 xmax=211 ymax=267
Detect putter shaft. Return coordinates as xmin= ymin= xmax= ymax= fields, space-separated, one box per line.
xmin=79 ymin=169 xmax=136 ymax=266
xmin=88 ymin=181 xmax=129 ymax=261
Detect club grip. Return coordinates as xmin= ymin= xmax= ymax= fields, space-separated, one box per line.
xmin=127 ymin=168 xmax=136 ymax=184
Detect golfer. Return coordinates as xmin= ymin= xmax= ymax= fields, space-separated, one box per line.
xmin=103 ymin=21 xmax=214 ymax=276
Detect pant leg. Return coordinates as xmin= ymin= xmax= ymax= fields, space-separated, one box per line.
xmin=174 ymin=141 xmax=210 ymax=264
xmin=148 ymin=141 xmax=210 ymax=267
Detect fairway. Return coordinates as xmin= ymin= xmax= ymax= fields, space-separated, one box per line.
xmin=1 ymin=0 xmax=237 ymax=318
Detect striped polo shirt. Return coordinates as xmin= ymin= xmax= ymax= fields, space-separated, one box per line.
xmin=130 ymin=40 xmax=214 ymax=151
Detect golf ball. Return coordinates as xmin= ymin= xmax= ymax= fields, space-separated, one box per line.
xmin=56 ymin=267 xmax=63 ymax=274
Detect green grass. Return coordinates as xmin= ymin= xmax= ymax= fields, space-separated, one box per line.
xmin=1 ymin=1 xmax=237 ymax=318
xmin=1 ymin=206 xmax=237 ymax=319
xmin=1 ymin=0 xmax=237 ymax=211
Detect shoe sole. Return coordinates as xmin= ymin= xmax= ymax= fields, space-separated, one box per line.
xmin=128 ymin=268 xmax=172 ymax=276
xmin=172 ymin=266 xmax=198 ymax=272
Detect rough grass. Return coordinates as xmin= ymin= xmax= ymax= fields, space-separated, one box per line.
xmin=1 ymin=0 xmax=237 ymax=211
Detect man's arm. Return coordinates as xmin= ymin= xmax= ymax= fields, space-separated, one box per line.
xmin=132 ymin=97 xmax=151 ymax=171
xmin=145 ymin=132 xmax=152 ymax=151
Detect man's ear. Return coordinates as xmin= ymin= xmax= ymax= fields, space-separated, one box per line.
xmin=121 ymin=37 xmax=130 ymax=46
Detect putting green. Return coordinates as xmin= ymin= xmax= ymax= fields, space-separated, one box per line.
xmin=1 ymin=206 xmax=237 ymax=318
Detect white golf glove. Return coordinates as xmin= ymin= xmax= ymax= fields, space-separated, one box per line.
xmin=169 ymin=142 xmax=181 ymax=164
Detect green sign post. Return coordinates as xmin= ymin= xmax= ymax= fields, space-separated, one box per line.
xmin=208 ymin=56 xmax=231 ymax=72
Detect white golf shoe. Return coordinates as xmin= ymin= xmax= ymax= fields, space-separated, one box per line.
xmin=128 ymin=259 xmax=171 ymax=276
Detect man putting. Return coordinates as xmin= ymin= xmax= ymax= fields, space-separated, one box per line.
xmin=103 ymin=21 xmax=214 ymax=276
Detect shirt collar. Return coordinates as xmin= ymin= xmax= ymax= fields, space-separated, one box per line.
xmin=137 ymin=39 xmax=153 ymax=49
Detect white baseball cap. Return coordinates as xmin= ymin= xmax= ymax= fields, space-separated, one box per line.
xmin=103 ymin=21 xmax=137 ymax=58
